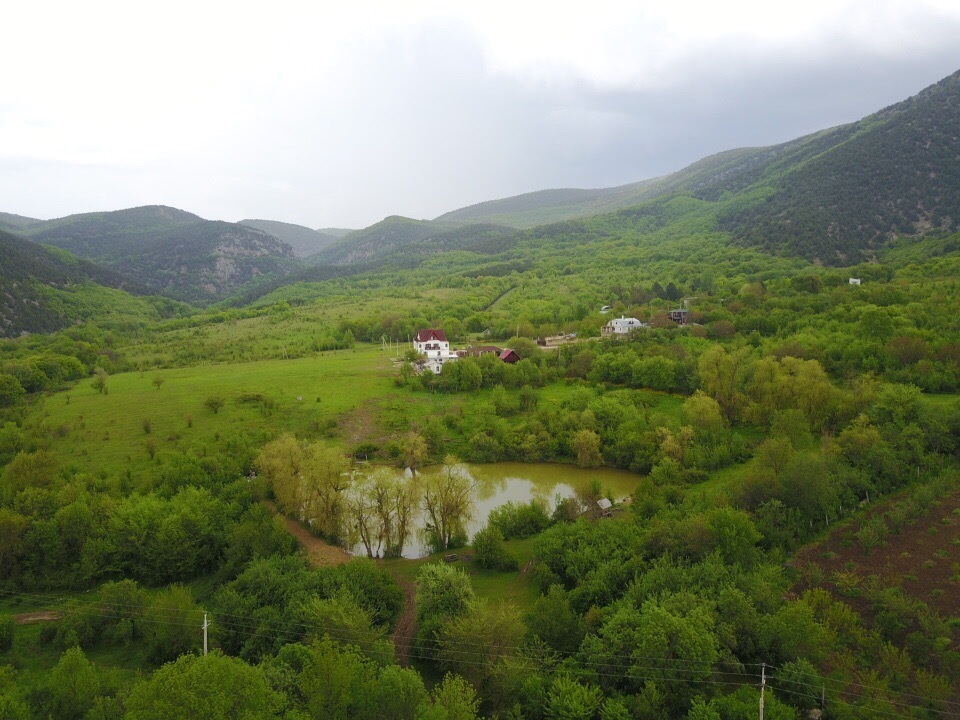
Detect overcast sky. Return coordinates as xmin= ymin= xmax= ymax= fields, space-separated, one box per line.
xmin=2 ymin=1 xmax=959 ymax=230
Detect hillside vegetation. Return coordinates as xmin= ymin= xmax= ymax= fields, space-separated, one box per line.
xmin=0 ymin=229 xmax=189 ymax=337
xmin=14 ymin=206 xmax=300 ymax=303
xmin=0 ymin=211 xmax=45 ymax=233
xmin=438 ymin=69 xmax=960 ymax=266
xmin=722 ymin=70 xmax=960 ymax=262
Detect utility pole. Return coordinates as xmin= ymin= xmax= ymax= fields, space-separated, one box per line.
xmin=202 ymin=613 xmax=209 ymax=656
xmin=759 ymin=663 xmax=766 ymax=720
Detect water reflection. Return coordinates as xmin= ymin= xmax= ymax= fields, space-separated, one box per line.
xmin=351 ymin=462 xmax=641 ymax=559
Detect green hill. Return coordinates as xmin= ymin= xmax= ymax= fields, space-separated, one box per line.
xmin=0 ymin=211 xmax=45 ymax=233
xmin=435 ymin=69 xmax=960 ymax=265
xmin=310 ymin=216 xmax=460 ymax=265
xmin=431 ymin=147 xmax=803 ymax=228
xmin=720 ymin=69 xmax=960 ymax=263
xmin=315 ymin=227 xmax=354 ymax=238
xmin=0 ymin=229 xmax=186 ymax=336
xmin=239 ymin=218 xmax=343 ymax=258
xmin=14 ymin=205 xmax=300 ymax=303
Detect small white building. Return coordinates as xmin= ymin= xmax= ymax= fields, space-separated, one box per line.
xmin=602 ymin=316 xmax=647 ymax=336
xmin=849 ymin=278 xmax=862 ymax=286
xmin=414 ymin=328 xmax=458 ymax=374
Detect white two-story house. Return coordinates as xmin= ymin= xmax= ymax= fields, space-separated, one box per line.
xmin=414 ymin=328 xmax=459 ymax=374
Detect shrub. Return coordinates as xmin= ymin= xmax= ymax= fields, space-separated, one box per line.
xmin=855 ymin=516 xmax=889 ymax=555
xmin=56 ymin=609 xmax=96 ymax=649
xmin=0 ymin=613 xmax=13 ymax=652
xmin=144 ymin=584 xmax=204 ymax=663
xmin=0 ymin=373 xmax=26 ymax=407
xmin=488 ymin=499 xmax=552 ymax=539
xmin=472 ymin=526 xmax=518 ymax=571
xmin=205 ymin=396 xmax=225 ymax=414
xmin=38 ymin=623 xmax=58 ymax=645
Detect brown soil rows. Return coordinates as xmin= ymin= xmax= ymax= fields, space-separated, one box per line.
xmin=793 ymin=489 xmax=960 ymax=617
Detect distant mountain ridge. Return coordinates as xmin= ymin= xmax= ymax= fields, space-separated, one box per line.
xmin=12 ymin=206 xmax=300 ymax=303
xmin=434 ymin=68 xmax=960 ymax=264
xmin=6 ymin=64 xmax=959 ymax=312
xmin=0 ymin=212 xmax=45 ymax=233
xmin=432 ymin=136 xmax=861 ymax=230
xmin=308 ymin=216 xmax=515 ymax=266
xmin=238 ymin=219 xmax=344 ymax=258
xmin=310 ymin=216 xmax=454 ymax=265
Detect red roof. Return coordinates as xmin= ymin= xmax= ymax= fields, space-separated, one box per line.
xmin=499 ymin=349 xmax=520 ymax=363
xmin=416 ymin=328 xmax=448 ymax=342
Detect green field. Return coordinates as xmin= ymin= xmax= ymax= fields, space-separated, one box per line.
xmin=28 ymin=344 xmax=398 ymax=482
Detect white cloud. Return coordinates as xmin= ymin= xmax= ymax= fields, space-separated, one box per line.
xmin=1 ymin=1 xmax=959 ymax=227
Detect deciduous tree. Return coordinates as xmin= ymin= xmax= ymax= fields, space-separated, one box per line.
xmin=422 ymin=461 xmax=475 ymax=551
xmin=125 ymin=651 xmax=283 ymax=719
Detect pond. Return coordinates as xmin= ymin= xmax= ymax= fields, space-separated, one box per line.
xmin=353 ymin=461 xmax=642 ymax=559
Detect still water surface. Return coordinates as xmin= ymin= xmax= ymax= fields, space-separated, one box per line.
xmin=357 ymin=462 xmax=641 ymax=559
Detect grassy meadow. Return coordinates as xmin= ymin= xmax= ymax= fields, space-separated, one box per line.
xmin=27 ymin=344 xmax=398 ymax=482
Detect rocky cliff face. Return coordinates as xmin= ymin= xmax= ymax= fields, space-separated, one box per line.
xmin=15 ymin=207 xmax=300 ymax=303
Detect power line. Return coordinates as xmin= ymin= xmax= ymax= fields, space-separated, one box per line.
xmin=4 ymin=586 xmax=957 ymax=716
xmin=769 ymin=665 xmax=960 ymax=713
xmin=0 ymin=587 xmax=758 ymax=672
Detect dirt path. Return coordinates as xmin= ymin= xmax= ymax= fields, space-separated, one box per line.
xmin=262 ymin=500 xmax=417 ymax=662
xmin=392 ymin=578 xmax=417 ymax=666
xmin=262 ymin=500 xmax=353 ymax=567
xmin=15 ymin=611 xmax=61 ymax=624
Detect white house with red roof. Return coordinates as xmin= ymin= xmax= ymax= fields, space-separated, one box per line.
xmin=414 ymin=328 xmax=459 ymax=374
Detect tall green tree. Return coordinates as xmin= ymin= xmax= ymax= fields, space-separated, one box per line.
xmin=422 ymin=461 xmax=475 ymax=551
xmin=144 ymin=584 xmax=204 ymax=663
xmin=124 ymin=652 xmax=283 ymax=720
xmin=48 ymin=647 xmax=101 ymax=720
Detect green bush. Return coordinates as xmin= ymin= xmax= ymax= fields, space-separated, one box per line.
xmin=0 ymin=613 xmax=14 ymax=652
xmin=472 ymin=526 xmax=518 ymax=571
xmin=488 ymin=499 xmax=552 ymax=539
xmin=0 ymin=374 xmax=25 ymax=407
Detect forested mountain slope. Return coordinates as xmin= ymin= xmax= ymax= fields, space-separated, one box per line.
xmin=721 ymin=69 xmax=960 ymax=263
xmin=435 ymin=69 xmax=960 ymax=266
xmin=0 ymin=229 xmax=177 ymax=336
xmin=432 ymin=139 xmax=857 ymax=229
xmin=12 ymin=206 xmax=300 ymax=303
xmin=309 ymin=215 xmax=514 ymax=266
xmin=0 ymin=211 xmax=45 ymax=233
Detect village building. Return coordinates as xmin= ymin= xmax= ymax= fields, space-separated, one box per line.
xmin=602 ymin=316 xmax=647 ymax=336
xmin=849 ymin=277 xmax=862 ymax=285
xmin=499 ymin=348 xmax=521 ymax=364
xmin=413 ymin=328 xmax=458 ymax=374
xmin=459 ymin=345 xmax=502 ymax=358
xmin=669 ymin=308 xmax=690 ymax=325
